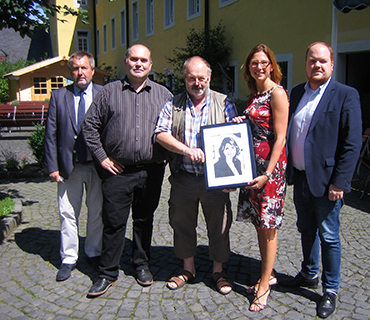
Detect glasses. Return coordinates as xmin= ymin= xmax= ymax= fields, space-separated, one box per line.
xmin=186 ymin=76 xmax=209 ymax=85
xmin=250 ymin=61 xmax=270 ymax=68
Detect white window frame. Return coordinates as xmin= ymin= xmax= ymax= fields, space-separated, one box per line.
xmin=224 ymin=60 xmax=238 ymax=99
xmin=111 ymin=16 xmax=116 ymax=50
xmin=96 ymin=29 xmax=100 ymax=57
xmin=187 ymin=0 xmax=200 ymax=20
xmin=219 ymin=0 xmax=238 ymax=8
xmin=120 ymin=7 xmax=127 ymax=47
xmin=103 ymin=23 xmax=107 ymax=53
xmin=75 ymin=0 xmax=88 ymax=7
xmin=164 ymin=0 xmax=175 ymax=29
xmin=146 ymin=0 xmax=154 ymax=36
xmin=336 ymin=40 xmax=370 ymax=82
xmin=275 ymin=53 xmax=293 ymax=94
xmin=76 ymin=30 xmax=90 ymax=52
xmin=132 ymin=0 xmax=139 ymax=42
xmin=164 ymin=68 xmax=174 ymax=91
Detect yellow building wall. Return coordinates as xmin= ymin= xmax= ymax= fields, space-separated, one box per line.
xmin=49 ymin=0 xmax=95 ymax=57
xmin=92 ymin=0 xmax=370 ymax=100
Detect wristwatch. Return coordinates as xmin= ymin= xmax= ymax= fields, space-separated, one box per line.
xmin=263 ymin=171 xmax=273 ymax=181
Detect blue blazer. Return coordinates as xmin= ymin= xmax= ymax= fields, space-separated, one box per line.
xmin=44 ymin=83 xmax=102 ymax=180
xmin=287 ymin=79 xmax=362 ymax=197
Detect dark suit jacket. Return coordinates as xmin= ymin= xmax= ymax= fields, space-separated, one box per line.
xmin=44 ymin=83 xmax=102 ymax=180
xmin=287 ymin=79 xmax=362 ymax=197
xmin=214 ymin=158 xmax=242 ymax=178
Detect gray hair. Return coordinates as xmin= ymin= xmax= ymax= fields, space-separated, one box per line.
xmin=68 ymin=51 xmax=95 ymax=69
xmin=182 ymin=56 xmax=212 ymax=78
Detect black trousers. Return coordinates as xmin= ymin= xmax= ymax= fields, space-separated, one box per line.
xmin=98 ymin=163 xmax=165 ymax=280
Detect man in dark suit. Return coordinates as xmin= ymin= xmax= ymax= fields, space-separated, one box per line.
xmin=44 ymin=51 xmax=103 ymax=281
xmin=281 ymin=42 xmax=362 ymax=318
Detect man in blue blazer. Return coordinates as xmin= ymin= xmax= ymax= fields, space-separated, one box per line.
xmin=281 ymin=42 xmax=362 ymax=318
xmin=44 ymin=51 xmax=104 ymax=281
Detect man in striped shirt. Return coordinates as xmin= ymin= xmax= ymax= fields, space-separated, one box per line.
xmin=83 ymin=44 xmax=173 ymax=297
xmin=155 ymin=56 xmax=238 ymax=295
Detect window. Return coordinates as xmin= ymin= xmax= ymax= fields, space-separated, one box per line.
xmin=164 ymin=0 xmax=174 ymax=29
xmin=219 ymin=0 xmax=238 ymax=8
xmin=75 ymin=0 xmax=88 ymax=7
xmin=77 ymin=31 xmax=89 ymax=52
xmin=187 ymin=0 xmax=200 ymax=20
xmin=103 ymin=23 xmax=107 ymax=53
xmin=146 ymin=0 xmax=154 ymax=36
xmin=132 ymin=1 xmax=139 ymax=42
xmin=34 ymin=77 xmax=47 ymax=95
xmin=223 ymin=60 xmax=238 ymax=99
xmin=275 ymin=53 xmax=293 ymax=93
xmin=96 ymin=29 xmax=100 ymax=56
xmin=51 ymin=77 xmax=64 ymax=91
xmin=120 ymin=8 xmax=126 ymax=46
xmin=111 ymin=17 xmax=116 ymax=50
xmin=164 ymin=69 xmax=174 ymax=91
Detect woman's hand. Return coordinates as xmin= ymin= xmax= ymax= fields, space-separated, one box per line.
xmin=232 ymin=115 xmax=246 ymax=123
xmin=244 ymin=175 xmax=269 ymax=190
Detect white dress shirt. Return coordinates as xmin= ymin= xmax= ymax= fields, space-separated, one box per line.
xmin=290 ymin=78 xmax=331 ymax=171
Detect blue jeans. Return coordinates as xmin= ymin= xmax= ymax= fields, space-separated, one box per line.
xmin=293 ymin=172 xmax=343 ymax=293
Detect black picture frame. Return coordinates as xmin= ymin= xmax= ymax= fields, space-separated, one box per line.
xmin=201 ymin=121 xmax=257 ymax=190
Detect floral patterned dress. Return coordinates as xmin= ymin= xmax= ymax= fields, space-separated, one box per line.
xmin=236 ymin=86 xmax=287 ymax=229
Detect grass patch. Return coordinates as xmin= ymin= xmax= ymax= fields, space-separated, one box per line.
xmin=0 ymin=194 xmax=15 ymax=218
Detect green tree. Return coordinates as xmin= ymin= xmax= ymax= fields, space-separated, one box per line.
xmin=0 ymin=0 xmax=88 ymax=38
xmin=0 ymin=58 xmax=35 ymax=103
xmin=158 ymin=21 xmax=233 ymax=94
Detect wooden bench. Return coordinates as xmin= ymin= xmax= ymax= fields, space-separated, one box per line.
xmin=0 ymin=101 xmax=49 ymax=131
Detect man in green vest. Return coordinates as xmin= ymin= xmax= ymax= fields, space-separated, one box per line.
xmin=155 ymin=56 xmax=238 ymax=295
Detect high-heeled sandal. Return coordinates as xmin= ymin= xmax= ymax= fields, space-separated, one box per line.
xmin=246 ymin=276 xmax=277 ymax=294
xmin=249 ymin=287 xmax=271 ymax=312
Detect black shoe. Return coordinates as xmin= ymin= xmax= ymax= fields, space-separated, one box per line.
xmin=280 ymin=273 xmax=319 ymax=289
xmin=56 ymin=263 xmax=76 ymax=281
xmin=87 ymin=256 xmax=100 ymax=271
xmin=87 ymin=278 xmax=118 ymax=298
xmin=317 ymin=292 xmax=336 ymax=318
xmin=135 ymin=265 xmax=153 ymax=286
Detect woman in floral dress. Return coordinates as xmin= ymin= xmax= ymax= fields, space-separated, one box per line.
xmin=233 ymin=44 xmax=289 ymax=311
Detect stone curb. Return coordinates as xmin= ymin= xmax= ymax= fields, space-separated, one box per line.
xmin=0 ymin=198 xmax=22 ymax=243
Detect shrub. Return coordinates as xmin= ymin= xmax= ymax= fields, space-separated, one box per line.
xmin=28 ymin=123 xmax=45 ymax=168
xmin=1 ymin=149 xmax=19 ymax=171
xmin=0 ymin=194 xmax=15 ymax=218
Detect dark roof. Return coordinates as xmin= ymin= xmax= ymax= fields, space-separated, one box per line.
xmin=0 ymin=28 xmax=52 ymax=63
xmin=0 ymin=28 xmax=31 ymax=63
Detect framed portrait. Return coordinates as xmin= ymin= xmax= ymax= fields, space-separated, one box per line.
xmin=201 ymin=121 xmax=257 ymax=190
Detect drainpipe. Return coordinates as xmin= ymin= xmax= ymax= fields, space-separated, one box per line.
xmin=205 ymin=0 xmax=209 ymax=52
xmin=126 ymin=0 xmax=130 ymax=48
xmin=93 ymin=0 xmax=97 ymax=60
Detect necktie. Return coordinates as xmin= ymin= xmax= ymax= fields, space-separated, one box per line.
xmin=76 ymin=90 xmax=87 ymax=163
xmin=77 ymin=90 xmax=85 ymax=132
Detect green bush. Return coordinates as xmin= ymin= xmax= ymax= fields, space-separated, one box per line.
xmin=28 ymin=123 xmax=45 ymax=168
xmin=0 ymin=194 xmax=15 ymax=218
xmin=1 ymin=149 xmax=19 ymax=171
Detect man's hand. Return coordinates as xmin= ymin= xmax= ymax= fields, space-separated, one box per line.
xmin=328 ymin=184 xmax=344 ymax=201
xmin=184 ymin=147 xmax=205 ymax=163
xmin=49 ymin=171 xmax=62 ymax=182
xmin=101 ymin=157 xmax=125 ymax=175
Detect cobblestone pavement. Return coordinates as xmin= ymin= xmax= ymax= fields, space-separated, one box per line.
xmin=0 ymin=128 xmax=370 ymax=319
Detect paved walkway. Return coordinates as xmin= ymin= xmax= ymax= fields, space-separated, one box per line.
xmin=0 ymin=128 xmax=370 ymax=319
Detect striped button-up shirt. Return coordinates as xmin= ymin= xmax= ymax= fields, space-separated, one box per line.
xmin=155 ymin=91 xmax=238 ymax=173
xmin=82 ymin=78 xmax=173 ymax=165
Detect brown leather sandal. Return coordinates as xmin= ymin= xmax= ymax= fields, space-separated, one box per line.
xmin=212 ymin=271 xmax=233 ymax=295
xmin=167 ymin=269 xmax=195 ymax=290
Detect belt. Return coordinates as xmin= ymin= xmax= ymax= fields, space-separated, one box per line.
xmin=180 ymin=169 xmax=204 ymax=177
xmin=122 ymin=162 xmax=163 ymax=173
xmin=294 ymin=168 xmax=306 ymax=176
